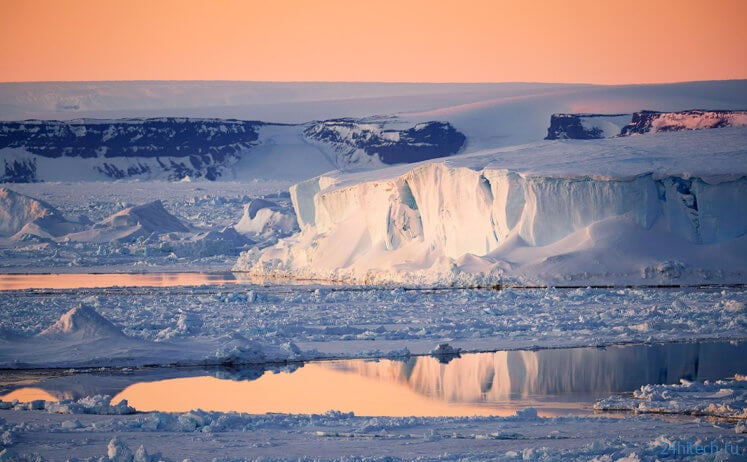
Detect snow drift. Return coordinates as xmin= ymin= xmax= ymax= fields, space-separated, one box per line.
xmin=235 ymin=127 xmax=747 ymax=286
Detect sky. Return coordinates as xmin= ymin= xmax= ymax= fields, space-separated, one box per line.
xmin=1 ymin=0 xmax=746 ymax=84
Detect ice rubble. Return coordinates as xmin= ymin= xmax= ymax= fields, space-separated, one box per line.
xmin=595 ymin=375 xmax=747 ymax=419
xmin=1 ymin=403 xmax=744 ymax=461
xmin=235 ymin=127 xmax=747 ymax=286
xmin=0 ymin=304 xmax=305 ymax=369
xmin=0 ymin=185 xmax=288 ymax=270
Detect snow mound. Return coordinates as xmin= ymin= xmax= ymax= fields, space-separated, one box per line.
xmin=38 ymin=305 xmax=125 ymax=340
xmin=0 ymin=187 xmax=81 ymax=238
xmin=172 ymin=227 xmax=254 ymax=258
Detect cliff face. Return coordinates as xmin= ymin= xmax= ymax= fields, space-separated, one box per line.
xmin=546 ymin=110 xmax=747 ymax=140
xmin=0 ymin=117 xmax=467 ymax=182
xmin=621 ymin=110 xmax=747 ymax=135
xmin=304 ymin=119 xmax=466 ymax=165
xmin=0 ymin=118 xmax=263 ymax=181
xmin=545 ymin=114 xmax=631 ymax=140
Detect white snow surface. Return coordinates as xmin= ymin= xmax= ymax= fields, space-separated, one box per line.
xmin=0 ymin=285 xmax=746 ymax=459
xmin=236 ymin=127 xmax=747 ymax=286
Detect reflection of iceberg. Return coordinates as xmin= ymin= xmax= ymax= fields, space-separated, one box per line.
xmin=4 ymin=342 xmax=746 ymax=417
xmin=328 ymin=342 xmax=747 ymax=403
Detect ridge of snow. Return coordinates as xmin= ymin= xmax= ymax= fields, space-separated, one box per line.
xmin=64 ymin=200 xmax=190 ymax=243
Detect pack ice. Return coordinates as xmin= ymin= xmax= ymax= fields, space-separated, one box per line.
xmin=235 ymin=126 xmax=747 ymax=286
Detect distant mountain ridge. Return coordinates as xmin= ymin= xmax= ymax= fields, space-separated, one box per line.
xmin=546 ymin=109 xmax=747 ymax=140
xmin=0 ymin=117 xmax=466 ymax=182
xmin=0 ymin=118 xmax=264 ymax=181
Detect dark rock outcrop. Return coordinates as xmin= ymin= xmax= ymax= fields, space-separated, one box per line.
xmin=305 ymin=119 xmax=466 ymax=165
xmin=0 ymin=118 xmax=263 ymax=181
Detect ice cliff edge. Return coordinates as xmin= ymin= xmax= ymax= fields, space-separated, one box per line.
xmin=235 ymin=127 xmax=747 ymax=286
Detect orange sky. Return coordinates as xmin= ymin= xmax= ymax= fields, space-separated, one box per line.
xmin=1 ymin=0 xmax=746 ymax=84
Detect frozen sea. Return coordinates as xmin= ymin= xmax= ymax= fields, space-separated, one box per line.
xmin=1 ymin=276 xmax=746 ymax=461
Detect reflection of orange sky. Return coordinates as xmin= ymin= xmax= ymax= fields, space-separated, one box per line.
xmin=1 ymin=0 xmax=745 ymax=84
xmin=111 ymin=365 xmax=519 ymax=417
xmin=1 ymin=387 xmax=57 ymax=402
xmin=0 ymin=273 xmax=237 ymax=291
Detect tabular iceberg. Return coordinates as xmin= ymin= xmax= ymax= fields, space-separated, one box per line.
xmin=235 ymin=127 xmax=747 ymax=286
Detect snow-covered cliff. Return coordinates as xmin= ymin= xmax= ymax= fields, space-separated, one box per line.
xmin=235 ymin=127 xmax=747 ymax=286
xmin=0 ymin=118 xmax=264 ymax=181
xmin=0 ymin=117 xmax=467 ymax=182
xmin=546 ymin=110 xmax=747 ymax=140
xmin=545 ymin=114 xmax=631 ymax=140
xmin=304 ymin=119 xmax=465 ymax=166
xmin=621 ymin=109 xmax=747 ymax=135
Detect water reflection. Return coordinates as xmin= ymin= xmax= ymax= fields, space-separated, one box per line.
xmin=0 ymin=272 xmax=351 ymax=290
xmin=0 ymin=272 xmax=240 ymax=290
xmin=2 ymin=341 xmax=746 ymax=417
xmin=329 ymin=341 xmax=747 ymax=404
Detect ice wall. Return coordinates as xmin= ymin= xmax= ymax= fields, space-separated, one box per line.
xmin=300 ymin=163 xmax=746 ymax=252
xmin=236 ymin=160 xmax=747 ymax=285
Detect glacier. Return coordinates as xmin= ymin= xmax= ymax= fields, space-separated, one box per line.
xmin=235 ymin=127 xmax=747 ymax=286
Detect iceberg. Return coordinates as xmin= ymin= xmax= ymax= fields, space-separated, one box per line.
xmin=235 ymin=127 xmax=747 ymax=286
